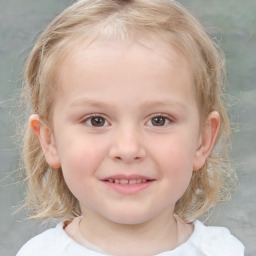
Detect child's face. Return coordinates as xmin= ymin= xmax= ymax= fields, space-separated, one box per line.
xmin=34 ymin=38 xmax=217 ymax=225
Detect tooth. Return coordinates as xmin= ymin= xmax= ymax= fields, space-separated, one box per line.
xmin=129 ymin=179 xmax=136 ymax=184
xmin=120 ymin=179 xmax=128 ymax=184
xmin=136 ymin=179 xmax=142 ymax=184
xmin=142 ymin=179 xmax=147 ymax=183
xmin=115 ymin=179 xmax=120 ymax=184
xmin=108 ymin=179 xmax=114 ymax=183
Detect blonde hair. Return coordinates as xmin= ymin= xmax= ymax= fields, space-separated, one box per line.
xmin=21 ymin=0 xmax=236 ymax=222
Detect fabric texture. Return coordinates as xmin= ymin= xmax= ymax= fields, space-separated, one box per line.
xmin=16 ymin=219 xmax=244 ymax=256
xmin=64 ymin=217 xmax=106 ymax=254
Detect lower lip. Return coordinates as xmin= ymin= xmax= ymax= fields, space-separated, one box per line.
xmin=102 ymin=181 xmax=154 ymax=194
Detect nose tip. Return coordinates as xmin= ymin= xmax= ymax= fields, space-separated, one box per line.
xmin=109 ymin=131 xmax=146 ymax=163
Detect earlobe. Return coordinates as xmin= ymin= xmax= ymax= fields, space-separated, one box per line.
xmin=29 ymin=114 xmax=61 ymax=169
xmin=193 ymin=111 xmax=220 ymax=170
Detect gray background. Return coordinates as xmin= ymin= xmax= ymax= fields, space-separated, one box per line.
xmin=0 ymin=0 xmax=255 ymax=255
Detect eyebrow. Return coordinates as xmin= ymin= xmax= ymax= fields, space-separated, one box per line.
xmin=140 ymin=100 xmax=187 ymax=110
xmin=70 ymin=98 xmax=187 ymax=111
xmin=70 ymin=98 xmax=116 ymax=109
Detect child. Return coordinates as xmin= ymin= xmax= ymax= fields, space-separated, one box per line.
xmin=17 ymin=0 xmax=244 ymax=255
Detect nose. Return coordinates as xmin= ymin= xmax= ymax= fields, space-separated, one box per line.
xmin=109 ymin=126 xmax=146 ymax=163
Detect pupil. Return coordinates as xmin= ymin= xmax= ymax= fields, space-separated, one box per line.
xmin=91 ymin=117 xmax=105 ymax=127
xmin=152 ymin=117 xmax=165 ymax=126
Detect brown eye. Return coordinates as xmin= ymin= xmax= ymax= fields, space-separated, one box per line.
xmin=90 ymin=116 xmax=106 ymax=127
xmin=151 ymin=116 xmax=167 ymax=126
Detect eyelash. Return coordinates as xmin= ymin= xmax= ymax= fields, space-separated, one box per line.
xmin=82 ymin=114 xmax=110 ymax=127
xmin=146 ymin=114 xmax=173 ymax=127
xmin=81 ymin=113 xmax=173 ymax=128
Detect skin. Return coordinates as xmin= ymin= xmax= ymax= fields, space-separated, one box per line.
xmin=30 ymin=38 xmax=220 ymax=256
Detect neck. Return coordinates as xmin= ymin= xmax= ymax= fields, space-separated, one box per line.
xmin=79 ymin=208 xmax=179 ymax=256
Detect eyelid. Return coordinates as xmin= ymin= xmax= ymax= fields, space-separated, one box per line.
xmin=145 ymin=113 xmax=174 ymax=126
xmin=81 ymin=113 xmax=111 ymax=127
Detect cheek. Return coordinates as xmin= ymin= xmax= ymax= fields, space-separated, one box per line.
xmin=151 ymin=136 xmax=196 ymax=194
xmin=152 ymin=133 xmax=197 ymax=170
xmin=58 ymin=134 xmax=106 ymax=166
xmin=56 ymin=136 xmax=108 ymax=189
xmin=163 ymin=149 xmax=194 ymax=187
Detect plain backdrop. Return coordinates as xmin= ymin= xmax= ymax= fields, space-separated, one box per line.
xmin=0 ymin=0 xmax=255 ymax=255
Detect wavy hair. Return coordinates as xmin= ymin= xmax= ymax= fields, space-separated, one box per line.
xmin=21 ymin=0 xmax=236 ymax=222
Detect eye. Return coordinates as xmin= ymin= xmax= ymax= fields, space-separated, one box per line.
xmin=84 ymin=115 xmax=109 ymax=127
xmin=147 ymin=115 xmax=171 ymax=127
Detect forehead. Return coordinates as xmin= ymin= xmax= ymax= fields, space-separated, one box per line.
xmin=57 ymin=36 xmax=194 ymax=87
xmin=53 ymin=38 xmax=198 ymax=116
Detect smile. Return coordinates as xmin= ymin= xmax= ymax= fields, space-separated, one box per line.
xmin=102 ymin=175 xmax=155 ymax=194
xmin=106 ymin=178 xmax=149 ymax=184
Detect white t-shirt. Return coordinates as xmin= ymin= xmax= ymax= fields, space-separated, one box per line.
xmin=16 ymin=218 xmax=244 ymax=256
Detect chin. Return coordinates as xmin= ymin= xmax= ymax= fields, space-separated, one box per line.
xmin=105 ymin=210 xmax=155 ymax=226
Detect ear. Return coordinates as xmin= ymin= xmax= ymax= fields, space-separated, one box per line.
xmin=193 ymin=111 xmax=220 ymax=171
xmin=29 ymin=114 xmax=61 ymax=169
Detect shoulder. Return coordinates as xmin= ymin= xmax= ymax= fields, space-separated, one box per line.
xmin=16 ymin=222 xmax=66 ymax=256
xmin=192 ymin=220 xmax=245 ymax=256
xmin=16 ymin=222 xmax=106 ymax=256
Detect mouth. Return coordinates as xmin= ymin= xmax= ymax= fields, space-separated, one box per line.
xmin=104 ymin=178 xmax=152 ymax=185
xmin=101 ymin=175 xmax=155 ymax=194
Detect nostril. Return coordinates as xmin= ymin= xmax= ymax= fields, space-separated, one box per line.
xmin=113 ymin=155 xmax=144 ymax=163
xmin=114 ymin=156 xmax=122 ymax=161
xmin=109 ymin=141 xmax=146 ymax=162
